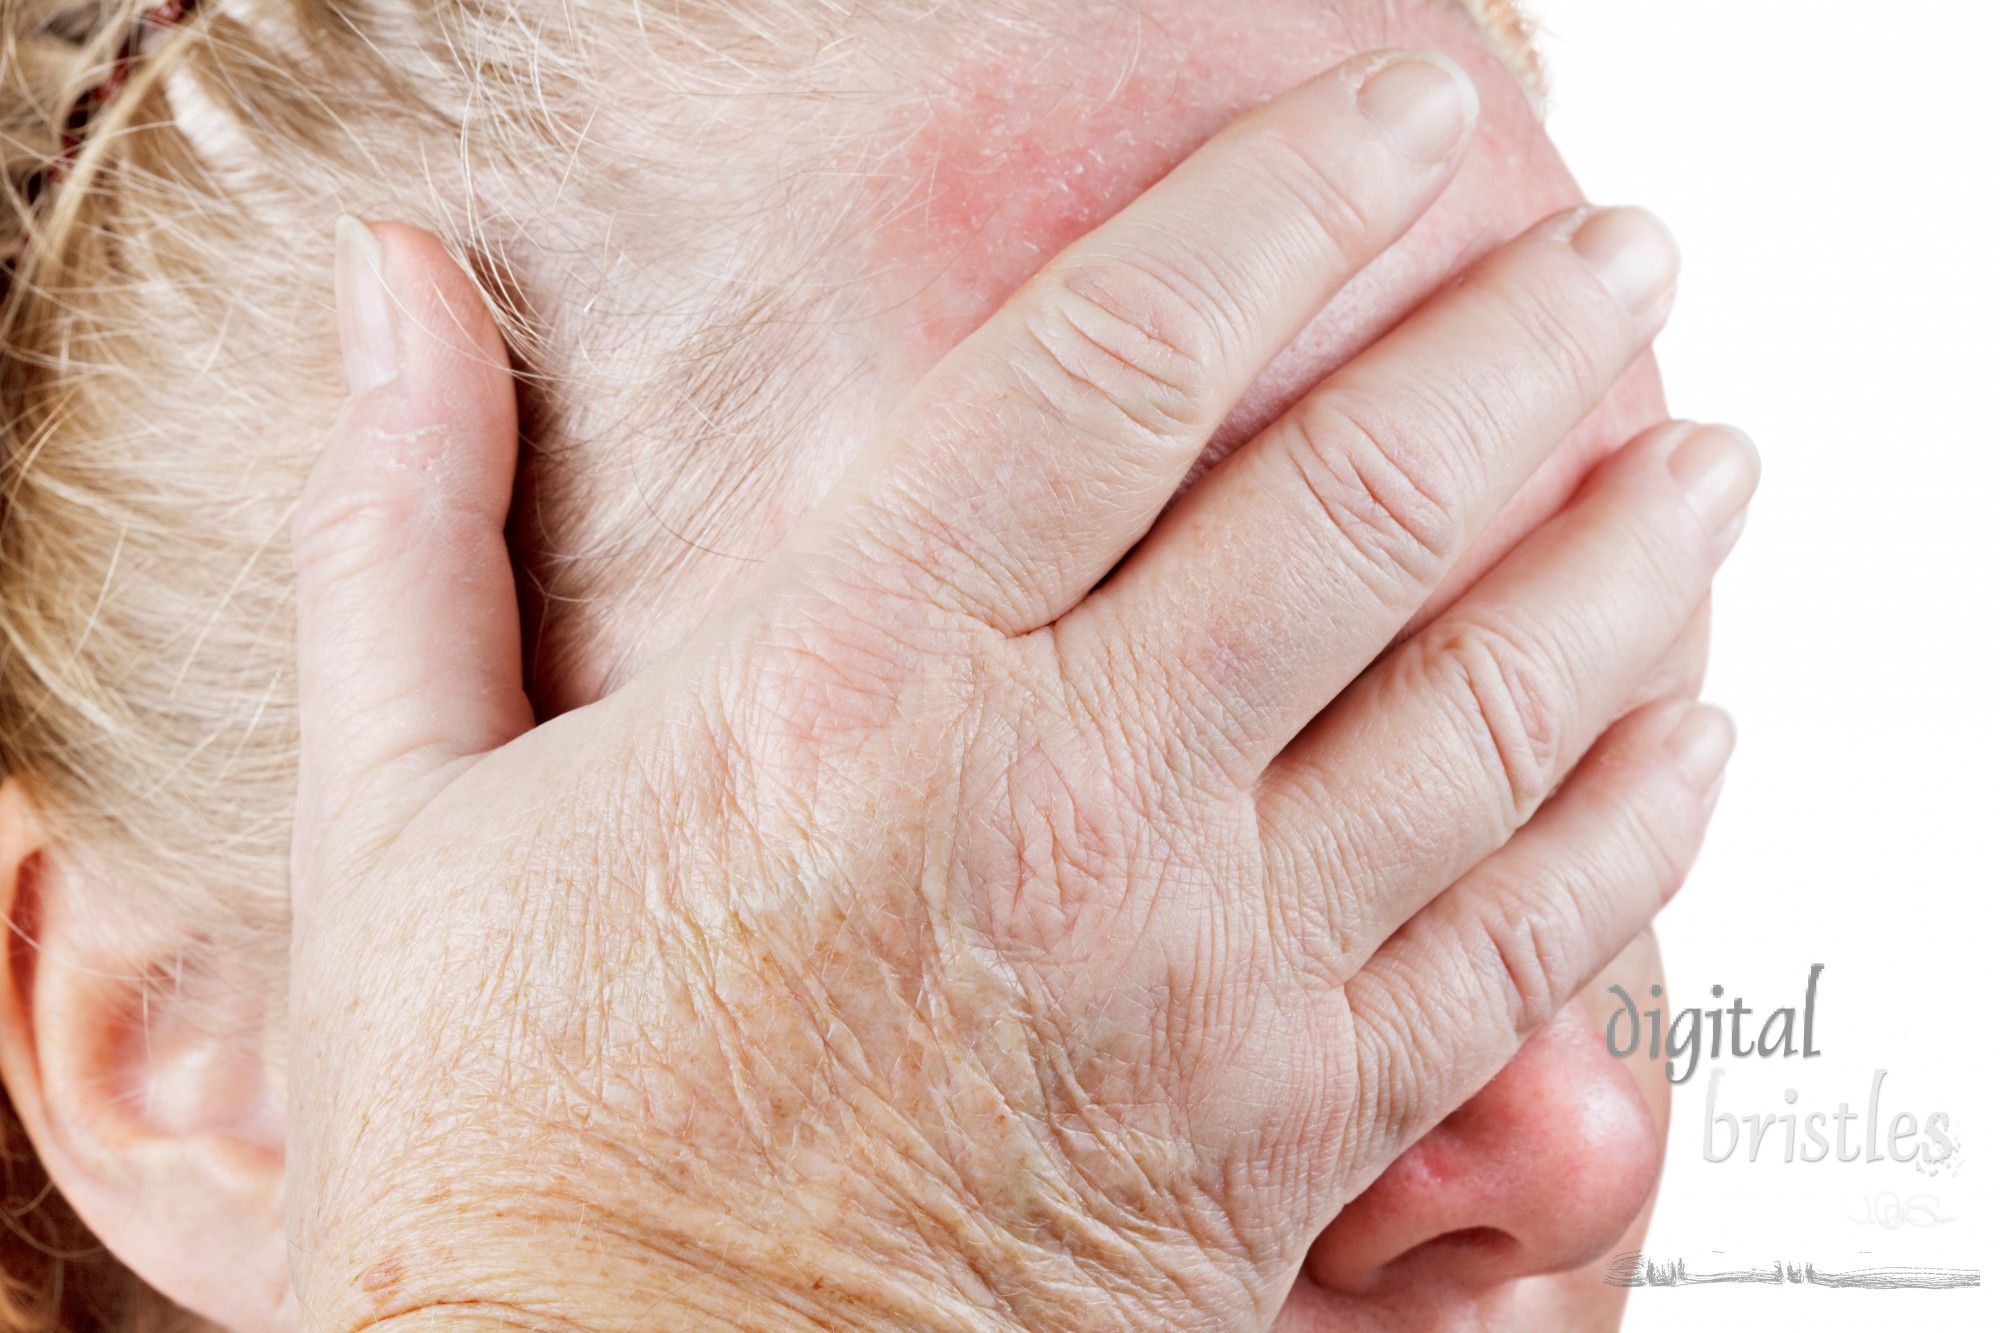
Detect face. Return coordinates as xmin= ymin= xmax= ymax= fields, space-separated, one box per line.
xmin=516 ymin=1 xmax=1677 ymax=1325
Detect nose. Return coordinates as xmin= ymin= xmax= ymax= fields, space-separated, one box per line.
xmin=1305 ymin=1002 xmax=1663 ymax=1295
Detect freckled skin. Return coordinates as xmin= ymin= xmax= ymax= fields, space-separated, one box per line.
xmin=835 ymin=3 xmax=1678 ymax=1327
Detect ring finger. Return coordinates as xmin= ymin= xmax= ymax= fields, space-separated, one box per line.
xmin=1060 ymin=205 xmax=1681 ymax=785
xmin=1256 ymin=420 xmax=1757 ymax=974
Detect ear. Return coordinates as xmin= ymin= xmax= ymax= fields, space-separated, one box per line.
xmin=0 ymin=779 xmax=295 ymax=1333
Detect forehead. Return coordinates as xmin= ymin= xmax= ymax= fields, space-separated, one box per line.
xmin=531 ymin=0 xmax=1663 ymax=710
xmin=845 ymin=0 xmax=1576 ymax=441
xmin=820 ymin=0 xmax=1662 ymax=632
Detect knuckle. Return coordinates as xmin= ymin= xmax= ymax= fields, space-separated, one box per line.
xmin=738 ymin=615 xmax=917 ymax=759
xmin=1614 ymin=763 xmax=1709 ymax=892
xmin=1355 ymin=274 xmax=1612 ymax=498
xmin=1623 ymin=805 xmax=1695 ymax=902
xmin=1264 ymin=807 xmax=1374 ymax=982
xmin=1489 ymin=266 xmax=1618 ymax=413
xmin=290 ymin=469 xmax=431 ymax=589
xmin=1257 ymin=825 xmax=1339 ymax=984
xmin=1346 ymin=1007 xmax=1398 ymax=1154
xmin=1283 ymin=397 xmax=1461 ymax=596
xmin=827 ymin=483 xmax=1012 ymax=630
xmin=1251 ymin=130 xmax=1377 ymax=268
xmin=1018 ymin=254 xmax=1228 ymax=443
xmin=1350 ymin=969 xmax=1444 ymax=1157
xmin=1423 ymin=620 xmax=1571 ymax=827
xmin=1469 ymin=887 xmax=1578 ymax=1037
xmin=290 ymin=421 xmax=464 ymax=588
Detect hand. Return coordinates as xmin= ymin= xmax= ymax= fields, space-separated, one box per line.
xmin=287 ymin=50 xmax=1752 ymax=1331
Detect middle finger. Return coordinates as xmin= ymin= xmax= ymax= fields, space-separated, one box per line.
xmin=1260 ymin=420 xmax=1757 ymax=973
xmin=1056 ymin=205 xmax=1681 ymax=784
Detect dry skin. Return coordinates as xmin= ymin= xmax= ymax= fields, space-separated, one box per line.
xmin=0 ymin=1 xmax=1545 ymax=1325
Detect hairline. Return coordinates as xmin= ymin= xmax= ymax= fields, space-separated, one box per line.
xmin=1450 ymin=0 xmax=1550 ymax=105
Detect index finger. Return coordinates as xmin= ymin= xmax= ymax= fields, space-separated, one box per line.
xmin=793 ymin=50 xmax=1480 ymax=637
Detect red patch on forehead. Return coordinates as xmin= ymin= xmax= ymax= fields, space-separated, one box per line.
xmin=844 ymin=0 xmax=1666 ymax=621
xmin=865 ymin=19 xmax=1263 ymax=355
xmin=853 ymin=2 xmax=1556 ymax=397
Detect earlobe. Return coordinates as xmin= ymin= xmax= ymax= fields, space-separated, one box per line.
xmin=0 ymin=779 xmax=296 ymax=1333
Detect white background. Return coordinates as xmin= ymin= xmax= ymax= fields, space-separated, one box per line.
xmin=1529 ymin=1 xmax=1996 ymax=1328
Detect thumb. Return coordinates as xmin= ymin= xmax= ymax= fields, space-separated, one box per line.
xmin=289 ymin=217 xmax=533 ymax=903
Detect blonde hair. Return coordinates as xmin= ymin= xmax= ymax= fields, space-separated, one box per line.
xmin=0 ymin=0 xmax=1546 ymax=1324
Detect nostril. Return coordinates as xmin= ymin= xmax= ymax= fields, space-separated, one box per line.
xmin=1307 ymin=1005 xmax=1667 ymax=1297
xmin=1411 ymin=1226 xmax=1519 ymax=1264
xmin=1362 ymin=1226 xmax=1524 ymax=1290
xmin=1317 ymin=1226 xmax=1528 ymax=1296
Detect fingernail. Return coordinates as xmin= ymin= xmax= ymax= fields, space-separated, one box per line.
xmin=1666 ymin=702 xmax=1735 ymax=797
xmin=335 ymin=215 xmax=400 ymax=394
xmin=1668 ymin=424 xmax=1761 ymax=534
xmin=1358 ymin=53 xmax=1478 ymax=166
xmin=1569 ymin=207 xmax=1680 ymax=318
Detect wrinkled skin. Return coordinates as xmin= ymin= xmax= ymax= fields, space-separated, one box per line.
xmin=288 ymin=44 xmax=1753 ymax=1333
xmin=507 ymin=4 xmax=1695 ymax=1326
xmin=796 ymin=9 xmax=1693 ymax=1323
